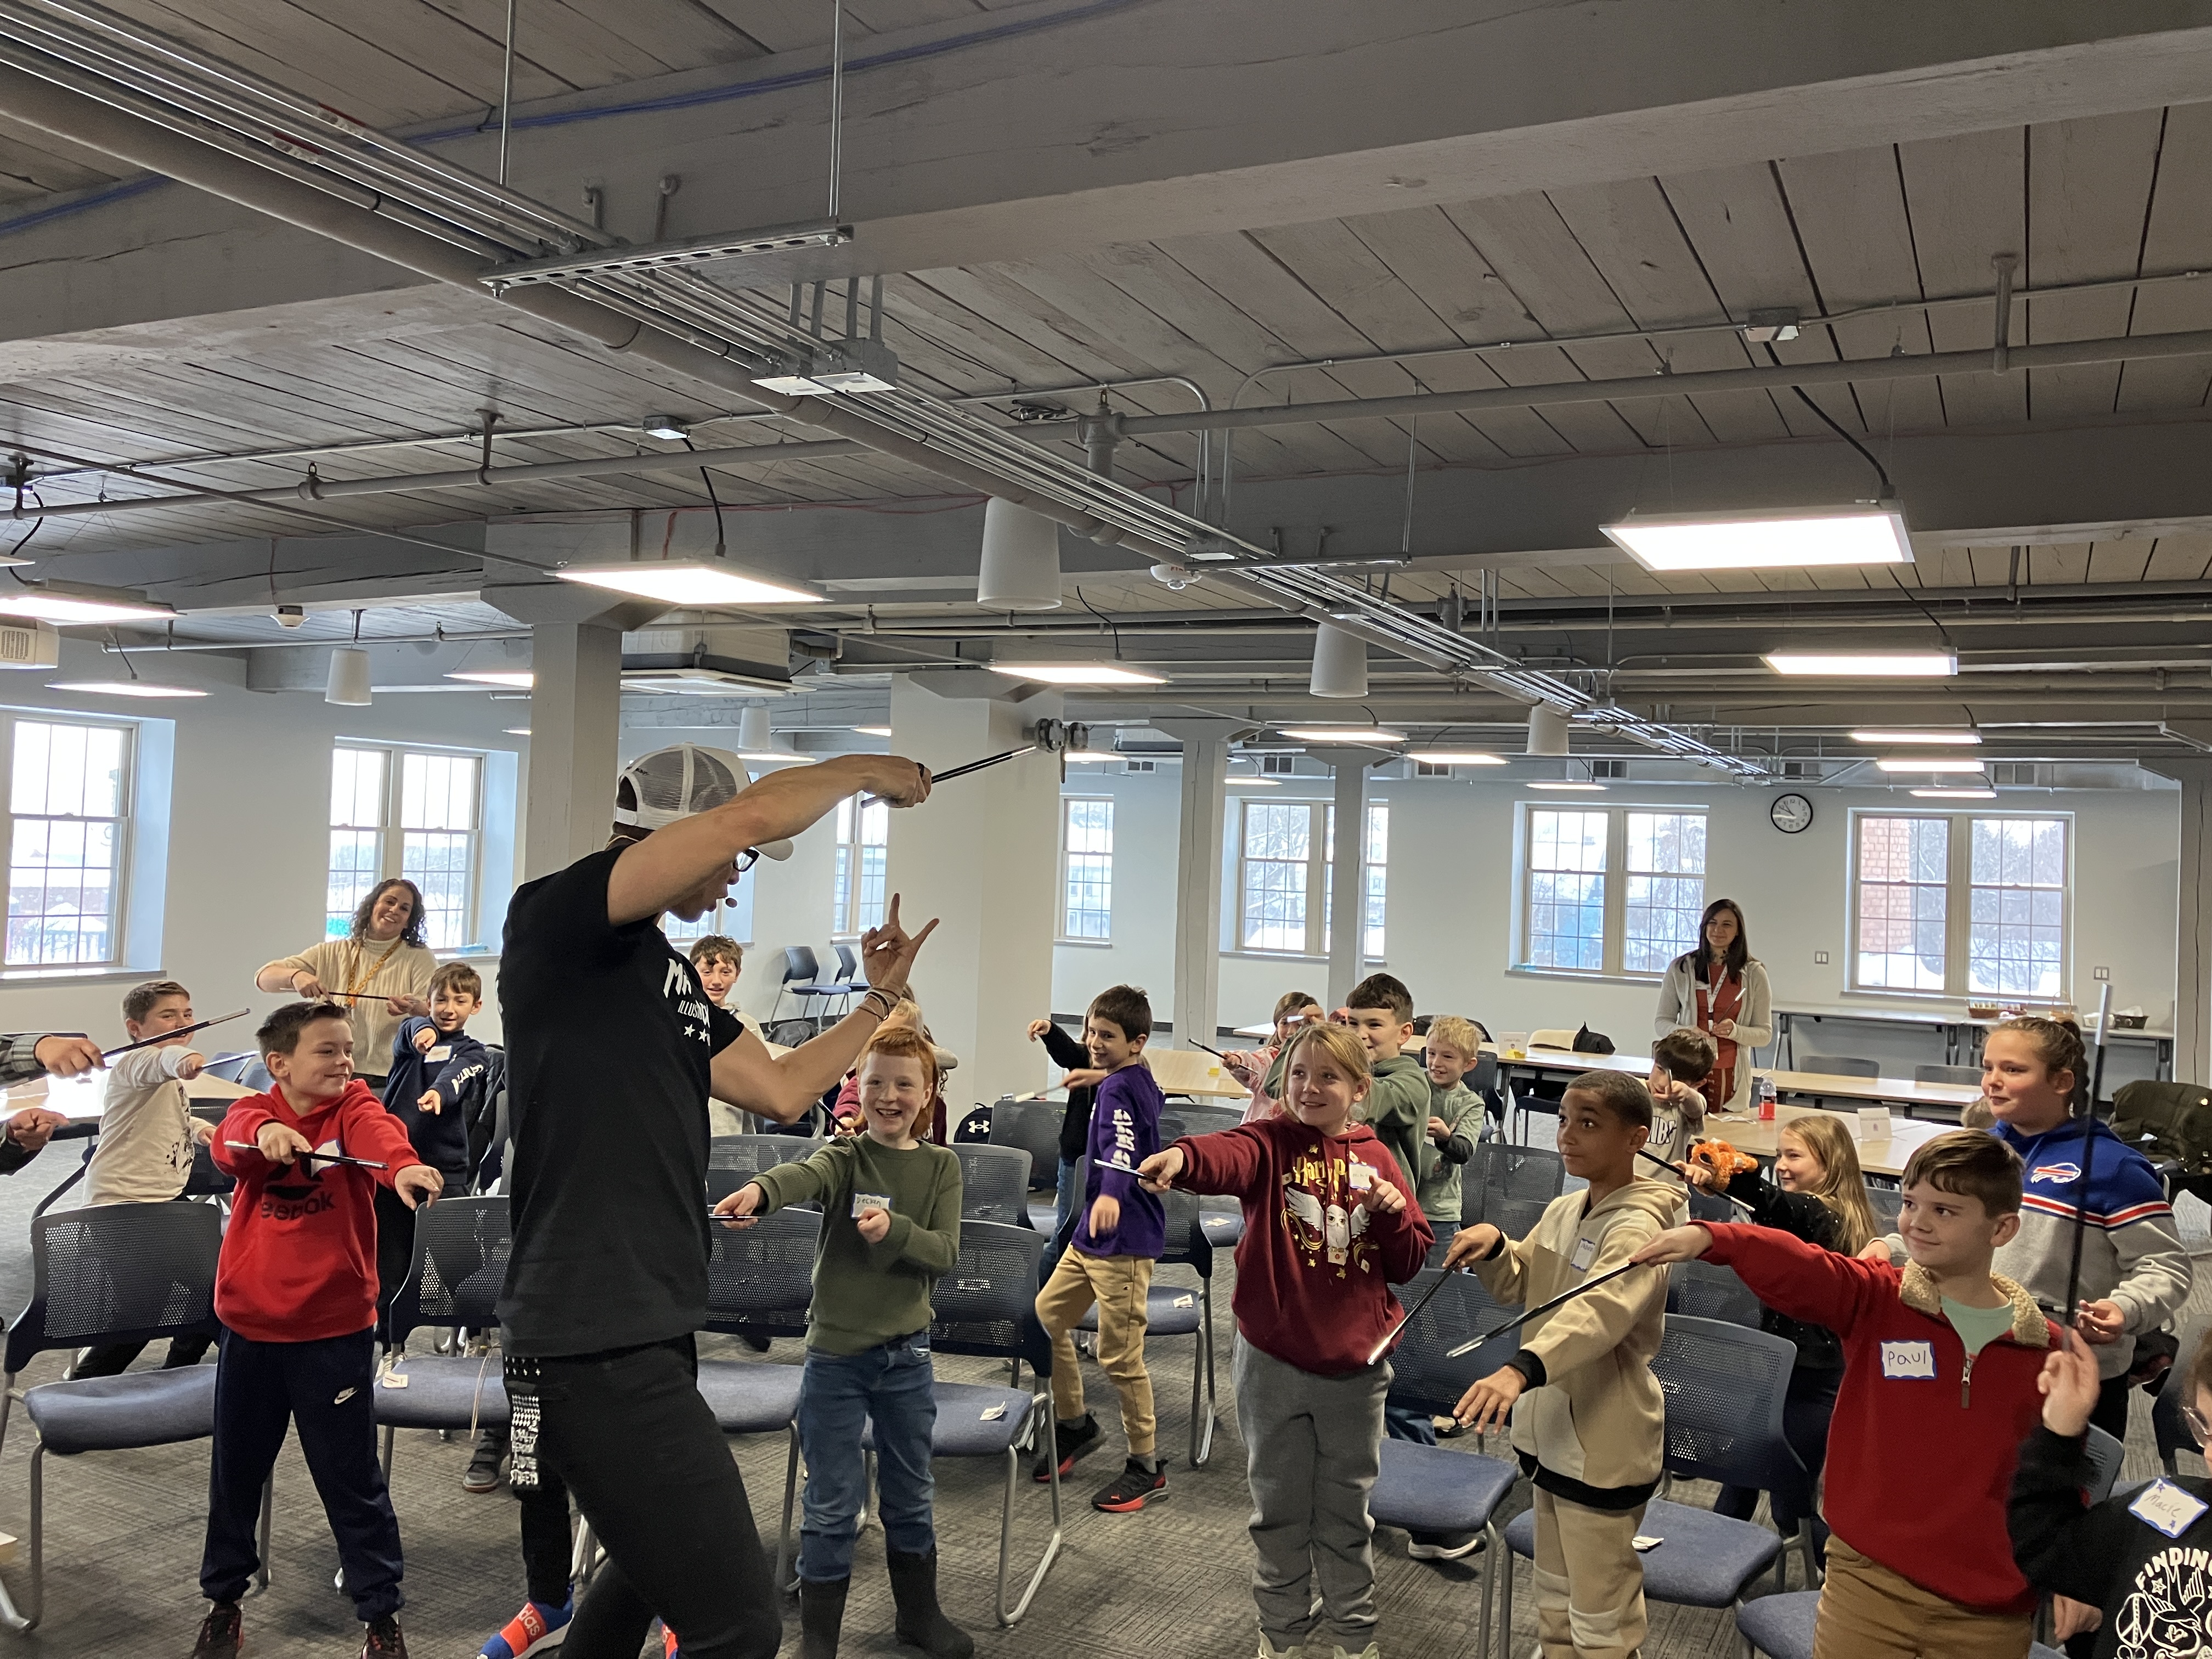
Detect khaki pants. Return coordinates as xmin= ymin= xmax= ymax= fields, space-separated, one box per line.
xmin=1034 ymin=1249 xmax=1155 ymax=1456
xmin=1814 ymin=1538 xmax=2033 ymax=1659
xmin=1531 ymin=1487 xmax=1647 ymax=1658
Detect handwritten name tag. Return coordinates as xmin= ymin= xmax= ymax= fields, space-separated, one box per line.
xmin=1879 ymin=1340 xmax=1936 ymax=1380
xmin=2128 ymin=1479 xmax=2209 ymax=1539
xmin=1570 ymin=1235 xmax=1599 ymax=1273
xmin=851 ymin=1192 xmax=891 ymax=1218
xmin=1347 ymin=1161 xmax=1374 ymax=1192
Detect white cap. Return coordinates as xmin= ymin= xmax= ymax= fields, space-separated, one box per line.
xmin=613 ymin=743 xmax=792 ymax=860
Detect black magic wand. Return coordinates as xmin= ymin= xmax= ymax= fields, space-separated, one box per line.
xmin=2059 ymin=983 xmax=2115 ymax=1330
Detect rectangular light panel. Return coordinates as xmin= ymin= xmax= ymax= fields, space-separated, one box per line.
xmin=992 ymin=664 xmax=1167 ymax=686
xmin=1601 ymin=504 xmax=1911 ymax=572
xmin=1875 ymin=757 xmax=1987 ymax=773
xmin=1764 ymin=651 xmax=1956 ymax=678
xmin=558 ymin=560 xmax=821 ymax=606
xmin=1850 ymin=729 xmax=1981 ymax=744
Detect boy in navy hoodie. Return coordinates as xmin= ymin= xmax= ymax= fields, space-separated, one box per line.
xmin=194 ymin=1002 xmax=442 ymax=1659
xmin=377 ymin=962 xmax=492 ymax=1324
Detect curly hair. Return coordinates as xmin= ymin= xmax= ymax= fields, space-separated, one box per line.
xmin=349 ymin=878 xmax=427 ymax=949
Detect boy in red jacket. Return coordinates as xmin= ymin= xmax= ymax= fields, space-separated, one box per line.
xmin=1632 ymin=1129 xmax=2056 ymax=1659
xmin=193 ymin=1002 xmax=443 ymax=1659
xmin=1139 ymin=1023 xmax=1430 ymax=1659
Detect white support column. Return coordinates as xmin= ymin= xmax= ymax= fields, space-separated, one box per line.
xmin=1327 ymin=758 xmax=1367 ymax=1009
xmin=882 ymin=675 xmax=1061 ymax=1100
xmin=2147 ymin=758 xmax=2212 ymax=1084
xmin=1170 ymin=733 xmax=1228 ymax=1048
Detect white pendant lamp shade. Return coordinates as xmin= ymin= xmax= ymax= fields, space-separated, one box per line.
xmin=976 ymin=498 xmax=1063 ymax=611
xmin=1310 ymin=623 xmax=1368 ymax=698
xmin=738 ymin=705 xmax=774 ymax=751
xmin=1527 ymin=703 xmax=1571 ymax=756
xmin=325 ymin=647 xmax=372 ymax=706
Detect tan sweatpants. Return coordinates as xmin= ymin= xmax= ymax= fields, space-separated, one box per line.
xmin=1531 ymin=1487 xmax=1648 ymax=1659
xmin=1814 ymin=1538 xmax=2033 ymax=1659
xmin=1034 ymin=1248 xmax=1155 ymax=1456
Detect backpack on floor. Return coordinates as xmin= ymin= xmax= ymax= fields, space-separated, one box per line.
xmin=2109 ymin=1079 xmax=2212 ymax=1178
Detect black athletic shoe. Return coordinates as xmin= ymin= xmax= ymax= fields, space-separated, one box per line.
xmin=191 ymin=1601 xmax=242 ymax=1657
xmin=464 ymin=1432 xmax=506 ymax=1494
xmin=1030 ymin=1412 xmax=1102 ymax=1483
xmin=360 ymin=1614 xmax=409 ymax=1659
xmin=1091 ymin=1457 xmax=1168 ymax=1513
xmin=740 ymin=1333 xmax=772 ymax=1353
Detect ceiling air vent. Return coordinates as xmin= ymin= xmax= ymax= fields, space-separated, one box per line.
xmin=1779 ymin=759 xmax=1824 ymax=782
xmin=1989 ymin=762 xmax=2042 ymax=787
xmin=1590 ymin=759 xmax=1628 ymax=780
xmin=1414 ymin=760 xmax=1452 ymax=778
xmin=1259 ymin=753 xmax=1296 ymax=775
xmin=1124 ymin=758 xmax=1156 ymax=774
xmin=0 ymin=621 xmax=59 ymax=670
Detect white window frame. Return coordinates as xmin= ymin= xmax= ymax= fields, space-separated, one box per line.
xmin=1235 ymin=798 xmax=1389 ymax=959
xmin=830 ymin=794 xmax=888 ymax=938
xmin=1514 ymin=803 xmax=1708 ymax=978
xmin=1058 ymin=796 xmax=1113 ymax=941
xmin=326 ymin=743 xmax=487 ymax=951
xmin=3 ymin=715 xmax=134 ymax=968
xmin=1848 ymin=811 xmax=2072 ymax=1000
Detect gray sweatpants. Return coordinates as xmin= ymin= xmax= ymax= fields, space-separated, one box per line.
xmin=1232 ymin=1335 xmax=1391 ymax=1653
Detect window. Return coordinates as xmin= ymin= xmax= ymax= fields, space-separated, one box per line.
xmin=1518 ymin=805 xmax=1707 ymax=977
xmin=1060 ymin=798 xmax=1113 ymax=939
xmin=1236 ymin=798 xmax=1389 ymax=957
xmin=327 ymin=745 xmax=484 ymax=951
xmin=1850 ymin=814 xmax=2069 ymax=998
xmin=7 ymin=719 xmax=129 ymax=966
xmin=831 ymin=794 xmax=888 ymax=935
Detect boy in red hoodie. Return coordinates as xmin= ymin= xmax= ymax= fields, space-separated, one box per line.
xmin=1139 ymin=1022 xmax=1430 ymax=1659
xmin=1632 ymin=1129 xmax=2056 ymax=1658
xmin=193 ymin=1002 xmax=443 ymax=1659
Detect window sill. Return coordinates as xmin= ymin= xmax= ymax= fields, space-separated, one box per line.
xmin=1505 ymin=965 xmax=1667 ymax=988
xmin=0 ymin=966 xmax=161 ymax=986
xmin=1056 ymin=937 xmax=1114 ymax=949
xmin=1223 ymin=950 xmax=1387 ymax=965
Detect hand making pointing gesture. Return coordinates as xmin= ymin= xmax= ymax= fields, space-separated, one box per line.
xmin=857 ymin=894 xmax=939 ymax=1000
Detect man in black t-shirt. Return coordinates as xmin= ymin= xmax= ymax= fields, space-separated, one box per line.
xmin=495 ymin=744 xmax=933 ymax=1659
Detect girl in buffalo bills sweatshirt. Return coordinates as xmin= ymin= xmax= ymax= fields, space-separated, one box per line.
xmin=195 ymin=1034 xmax=439 ymax=1651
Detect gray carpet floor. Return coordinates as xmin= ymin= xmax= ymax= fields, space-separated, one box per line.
xmin=0 ymin=1135 xmax=2200 ymax=1659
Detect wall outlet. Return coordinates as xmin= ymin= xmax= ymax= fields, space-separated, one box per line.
xmin=2094 ymin=966 xmax=2111 ymax=981
xmin=1814 ymin=950 xmax=1830 ymax=965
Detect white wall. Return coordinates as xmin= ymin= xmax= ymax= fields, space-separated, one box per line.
xmin=0 ymin=639 xmax=526 ymax=1052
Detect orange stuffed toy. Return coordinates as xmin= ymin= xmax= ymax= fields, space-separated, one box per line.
xmin=1688 ymin=1139 xmax=1757 ymax=1180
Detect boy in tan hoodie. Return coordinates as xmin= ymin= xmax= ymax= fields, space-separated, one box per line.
xmin=1442 ymin=1070 xmax=1685 ymax=1659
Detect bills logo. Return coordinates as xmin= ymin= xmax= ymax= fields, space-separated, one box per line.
xmin=2030 ymin=1162 xmax=2082 ymax=1185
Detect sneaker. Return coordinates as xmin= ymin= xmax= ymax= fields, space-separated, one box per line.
xmin=659 ymin=1623 xmax=681 ymax=1658
xmin=1030 ymin=1412 xmax=1102 ymax=1483
xmin=1255 ymin=1639 xmax=1299 ymax=1659
xmin=1091 ymin=1457 xmax=1168 ymax=1513
xmin=360 ymin=1614 xmax=409 ymax=1659
xmin=464 ymin=1435 xmax=507 ymax=1494
xmin=1431 ymin=1414 xmax=1465 ymax=1440
xmin=1406 ymin=1528 xmax=1485 ymax=1561
xmin=478 ymin=1596 xmax=572 ymax=1659
xmin=1330 ymin=1646 xmax=1380 ymax=1659
xmin=740 ymin=1333 xmax=772 ymax=1353
xmin=191 ymin=1601 xmax=243 ymax=1657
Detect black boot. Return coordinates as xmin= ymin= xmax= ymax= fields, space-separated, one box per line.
xmin=886 ymin=1548 xmax=974 ymax=1659
xmin=798 ymin=1576 xmax=849 ymax=1659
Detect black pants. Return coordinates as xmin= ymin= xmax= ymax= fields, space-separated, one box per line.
xmin=73 ymin=1330 xmax=212 ymax=1377
xmin=374 ymin=1184 xmax=417 ymax=1335
xmin=2089 ymin=1369 xmax=2132 ymax=1442
xmin=1714 ymin=1363 xmax=1839 ymax=1567
xmin=507 ymin=1337 xmax=778 ymax=1659
xmin=201 ymin=1327 xmax=403 ymax=1621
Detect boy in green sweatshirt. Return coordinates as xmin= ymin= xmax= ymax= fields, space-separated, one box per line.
xmin=719 ymin=1025 xmax=969 ymax=1659
xmin=1343 ymin=974 xmax=1432 ymax=1211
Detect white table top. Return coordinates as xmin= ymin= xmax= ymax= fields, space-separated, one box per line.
xmin=1496 ymin=1045 xmax=1982 ymax=1111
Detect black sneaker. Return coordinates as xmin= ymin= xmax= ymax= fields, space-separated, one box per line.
xmin=464 ymin=1433 xmax=506 ymax=1494
xmin=1407 ymin=1528 xmax=1484 ymax=1560
xmin=191 ymin=1601 xmax=242 ymax=1657
xmin=1091 ymin=1457 xmax=1168 ymax=1513
xmin=740 ymin=1333 xmax=772 ymax=1353
xmin=1030 ymin=1413 xmax=1102 ymax=1483
xmin=360 ymin=1613 xmax=409 ymax=1658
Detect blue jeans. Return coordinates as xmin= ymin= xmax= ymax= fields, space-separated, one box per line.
xmin=1043 ymin=1156 xmax=1081 ymax=1272
xmin=1382 ymin=1402 xmax=1437 ymax=1446
xmin=796 ymin=1334 xmax=938 ymax=1582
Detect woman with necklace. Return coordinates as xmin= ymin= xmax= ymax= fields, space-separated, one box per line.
xmin=257 ymin=878 xmax=438 ymax=1092
xmin=1652 ymin=898 xmax=1772 ymax=1113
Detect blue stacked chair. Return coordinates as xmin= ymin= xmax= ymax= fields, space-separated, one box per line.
xmin=699 ymin=1206 xmax=816 ymax=1588
xmin=373 ymin=1195 xmax=512 ymax=1481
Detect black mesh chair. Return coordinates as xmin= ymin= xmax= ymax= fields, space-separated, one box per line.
xmin=0 ymin=1201 xmax=245 ymax=1629
xmin=1370 ymin=1269 xmax=1519 ymax=1659
xmin=986 ymin=1099 xmax=1063 ymax=1191
xmin=1912 ymin=1064 xmax=1982 ymax=1088
xmin=1487 ymin=1146 xmax=1566 ymax=1207
xmin=701 ymin=1207 xmax=816 ymax=1589
xmin=375 ymin=1195 xmax=511 ymax=1481
xmin=1795 ymin=1056 xmax=1880 ymax=1080
xmin=953 ymin=1144 xmax=1033 ymax=1227
xmin=1666 ymin=1259 xmax=1765 ymax=1329
xmin=2154 ymin=1320 xmax=2207 ymax=1477
xmin=706 ymin=1135 xmax=825 ymax=1204
xmin=1166 ymin=1104 xmax=1243 ymax=1137
xmin=1863 ymin=1182 xmax=1904 ymax=1236
xmin=1502 ymin=1315 xmax=1804 ymax=1650
xmin=1158 ymin=1112 xmax=1249 ymax=1250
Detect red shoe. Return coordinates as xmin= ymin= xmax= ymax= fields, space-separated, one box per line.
xmin=1091 ymin=1457 xmax=1168 ymax=1512
xmin=191 ymin=1602 xmax=242 ymax=1657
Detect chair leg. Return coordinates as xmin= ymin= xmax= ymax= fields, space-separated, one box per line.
xmin=379 ymin=1423 xmax=396 ymax=1483
xmin=774 ymin=1425 xmax=800 ymax=1594
xmin=1475 ymin=1519 xmax=1500 ymax=1659
xmin=571 ymin=1514 xmax=601 ymax=1592
xmin=0 ymin=1442 xmax=49 ymax=1630
xmin=0 ymin=1374 xmax=18 ymax=1464
xmin=861 ymin=1448 xmax=877 ymax=1530
xmin=251 ymin=1475 xmax=273 ymax=1595
xmin=995 ymin=1399 xmax=1063 ymax=1627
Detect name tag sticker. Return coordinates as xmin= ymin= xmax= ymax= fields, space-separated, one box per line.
xmin=2128 ymin=1479 xmax=2209 ymax=1539
xmin=1347 ymin=1161 xmax=1374 ymax=1192
xmin=1570 ymin=1236 xmax=1599 ymax=1273
xmin=426 ymin=1046 xmax=452 ymax=1064
xmin=1879 ymin=1340 xmax=1937 ymax=1380
xmin=851 ymin=1192 xmax=891 ymax=1219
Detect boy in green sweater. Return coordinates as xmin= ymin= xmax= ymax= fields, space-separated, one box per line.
xmin=1343 ymin=973 xmax=1431 ymax=1210
xmin=718 ymin=1025 xmax=969 ymax=1659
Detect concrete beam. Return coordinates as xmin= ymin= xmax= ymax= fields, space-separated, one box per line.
xmin=3 ymin=1 xmax=2209 ymax=346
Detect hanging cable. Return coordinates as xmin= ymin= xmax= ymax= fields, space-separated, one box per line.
xmin=681 ymin=436 xmax=730 ymax=557
xmin=1790 ymin=385 xmax=1896 ymax=499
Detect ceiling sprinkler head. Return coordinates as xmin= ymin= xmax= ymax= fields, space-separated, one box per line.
xmin=1150 ymin=562 xmax=1199 ymax=591
xmin=274 ymin=604 xmax=306 ymax=629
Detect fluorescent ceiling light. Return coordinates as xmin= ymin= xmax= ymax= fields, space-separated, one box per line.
xmin=1850 ymin=729 xmax=1981 ymax=745
xmin=1412 ymin=751 xmax=1508 ymax=765
xmin=991 ymin=663 xmax=1167 ymax=686
xmin=1764 ymin=651 xmax=1956 ymax=678
xmin=739 ymin=751 xmax=812 ymax=764
xmin=1911 ymin=787 xmax=1996 ymax=799
xmin=620 ymin=669 xmax=788 ymax=697
xmin=557 ymin=558 xmax=822 ymax=606
xmin=47 ymin=680 xmax=206 ymax=699
xmin=449 ymin=670 xmax=535 ymax=689
xmin=1063 ymin=749 xmax=1121 ymax=763
xmin=1601 ymin=504 xmax=1911 ymax=572
xmin=1529 ymin=781 xmax=1606 ymax=791
xmin=0 ymin=591 xmax=173 ymax=624
xmin=1876 ymin=757 xmax=1987 ymax=774
xmin=504 ymin=727 xmax=530 ymax=736
xmin=853 ymin=725 xmax=893 ymax=737
xmin=1229 ymin=776 xmax=1280 ymax=787
xmin=642 ymin=415 xmax=689 ymax=442
xmin=1279 ymin=726 xmax=1405 ymax=744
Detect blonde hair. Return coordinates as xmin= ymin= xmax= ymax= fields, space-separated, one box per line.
xmin=1282 ymin=1023 xmax=1372 ymax=1116
xmin=1779 ymin=1115 xmax=1878 ymax=1255
xmin=1425 ymin=1015 xmax=1482 ymax=1060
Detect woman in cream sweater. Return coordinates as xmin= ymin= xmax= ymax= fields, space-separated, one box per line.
xmin=257 ymin=878 xmax=437 ymax=1090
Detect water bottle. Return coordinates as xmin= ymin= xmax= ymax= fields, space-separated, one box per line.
xmin=1756 ymin=1076 xmax=1776 ymax=1122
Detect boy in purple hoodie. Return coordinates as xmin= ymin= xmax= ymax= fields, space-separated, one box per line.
xmin=1032 ymin=984 xmax=1170 ymax=1512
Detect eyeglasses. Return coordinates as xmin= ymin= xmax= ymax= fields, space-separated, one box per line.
xmin=2186 ymin=1400 xmax=2210 ymax=1445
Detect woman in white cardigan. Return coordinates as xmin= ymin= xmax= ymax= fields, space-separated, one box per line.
xmin=1653 ymin=898 xmax=1772 ymax=1112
